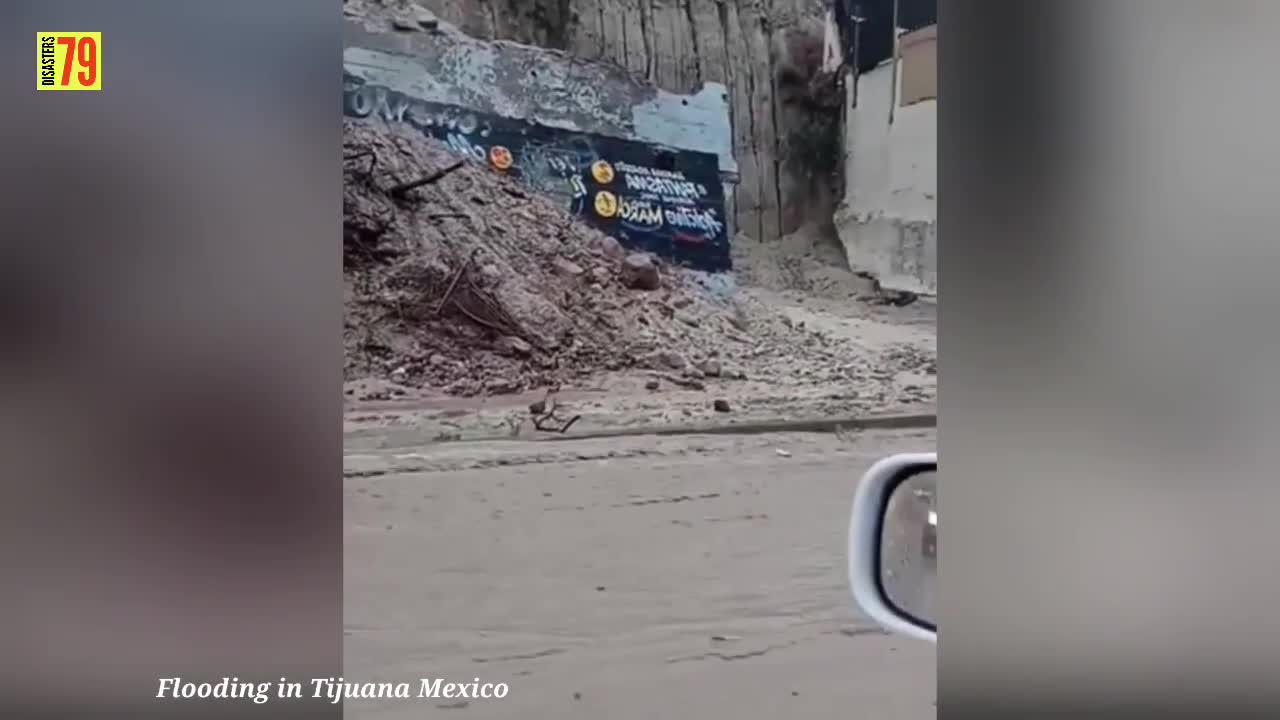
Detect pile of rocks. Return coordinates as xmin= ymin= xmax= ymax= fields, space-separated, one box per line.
xmin=344 ymin=118 xmax=744 ymax=397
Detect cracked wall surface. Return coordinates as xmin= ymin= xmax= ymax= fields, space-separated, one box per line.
xmin=393 ymin=0 xmax=832 ymax=243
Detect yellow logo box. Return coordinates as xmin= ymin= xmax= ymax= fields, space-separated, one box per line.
xmin=37 ymin=32 xmax=102 ymax=91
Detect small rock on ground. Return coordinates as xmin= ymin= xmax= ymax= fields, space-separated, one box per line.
xmin=696 ymin=358 xmax=722 ymax=377
xmin=620 ymin=253 xmax=661 ymax=290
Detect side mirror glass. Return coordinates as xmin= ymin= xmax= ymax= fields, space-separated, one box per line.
xmin=881 ymin=469 xmax=937 ymax=626
xmin=848 ymin=453 xmax=937 ymax=642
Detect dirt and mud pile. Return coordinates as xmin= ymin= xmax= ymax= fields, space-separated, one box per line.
xmin=344 ymin=119 xmax=762 ymax=397
xmin=731 ymin=222 xmax=873 ymax=301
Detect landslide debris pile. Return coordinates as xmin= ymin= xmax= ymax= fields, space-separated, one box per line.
xmin=343 ymin=119 xmax=933 ymax=403
xmin=343 ymin=119 xmax=734 ymax=396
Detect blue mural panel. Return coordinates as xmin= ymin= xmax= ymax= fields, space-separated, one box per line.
xmin=343 ymin=72 xmax=732 ymax=273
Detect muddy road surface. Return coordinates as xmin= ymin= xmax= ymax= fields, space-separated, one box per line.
xmin=345 ymin=429 xmax=937 ymax=718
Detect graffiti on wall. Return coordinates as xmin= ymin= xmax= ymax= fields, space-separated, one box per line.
xmin=343 ymin=72 xmax=731 ymax=273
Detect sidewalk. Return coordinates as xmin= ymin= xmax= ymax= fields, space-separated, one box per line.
xmin=344 ymin=381 xmax=936 ymax=449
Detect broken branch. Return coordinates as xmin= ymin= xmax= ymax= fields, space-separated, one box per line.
xmin=389 ymin=160 xmax=466 ymax=199
xmin=342 ymin=149 xmax=377 ymax=177
xmin=533 ymin=409 xmax=581 ymax=433
xmin=453 ymin=302 xmax=514 ymax=335
xmin=432 ymin=250 xmax=476 ymax=317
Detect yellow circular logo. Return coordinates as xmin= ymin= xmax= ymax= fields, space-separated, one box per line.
xmin=489 ymin=146 xmax=514 ymax=170
xmin=594 ymin=191 xmax=619 ymax=218
xmin=591 ymin=160 xmax=615 ymax=184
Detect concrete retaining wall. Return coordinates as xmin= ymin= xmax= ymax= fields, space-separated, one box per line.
xmin=832 ymin=25 xmax=937 ymax=296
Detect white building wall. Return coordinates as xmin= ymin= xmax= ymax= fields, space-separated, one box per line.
xmin=834 ymin=50 xmax=937 ymax=295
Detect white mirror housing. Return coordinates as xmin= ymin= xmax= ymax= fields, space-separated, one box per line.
xmin=848 ymin=452 xmax=938 ymax=643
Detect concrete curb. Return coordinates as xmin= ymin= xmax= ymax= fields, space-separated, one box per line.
xmin=534 ymin=412 xmax=937 ymax=442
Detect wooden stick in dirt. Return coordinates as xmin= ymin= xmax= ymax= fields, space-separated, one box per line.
xmin=432 ymin=250 xmax=475 ymax=317
xmin=342 ymin=150 xmax=377 ymax=176
xmin=389 ymin=160 xmax=466 ymax=199
xmin=653 ymin=372 xmax=706 ymax=391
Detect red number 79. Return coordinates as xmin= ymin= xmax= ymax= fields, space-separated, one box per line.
xmin=57 ymin=36 xmax=97 ymax=87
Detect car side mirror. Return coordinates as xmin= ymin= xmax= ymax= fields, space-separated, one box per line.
xmin=848 ymin=452 xmax=937 ymax=643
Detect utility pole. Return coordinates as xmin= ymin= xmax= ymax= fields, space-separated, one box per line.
xmin=841 ymin=2 xmax=866 ymax=202
xmin=888 ymin=0 xmax=900 ymax=124
xmin=850 ymin=1 xmax=864 ymax=106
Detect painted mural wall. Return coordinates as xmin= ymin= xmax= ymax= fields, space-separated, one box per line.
xmin=343 ymin=21 xmax=736 ymax=272
xmin=344 ymin=72 xmax=731 ymax=272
